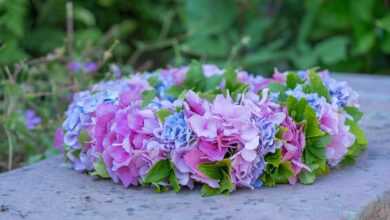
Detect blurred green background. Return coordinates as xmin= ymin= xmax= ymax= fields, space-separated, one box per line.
xmin=0 ymin=0 xmax=389 ymax=172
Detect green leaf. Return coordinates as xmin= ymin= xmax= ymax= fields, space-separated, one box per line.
xmin=183 ymin=61 xmax=207 ymax=91
xmin=298 ymin=170 xmax=316 ymax=184
xmin=90 ymin=157 xmax=110 ymax=178
xmin=144 ymin=159 xmax=171 ymax=183
xmin=304 ymin=135 xmax=330 ymax=162
xmin=144 ymin=160 xmax=181 ymax=192
xmin=260 ymin=172 xmax=275 ymax=187
xmin=268 ymin=83 xmax=287 ymax=94
xmin=315 ymin=36 xmax=348 ymax=65
xmin=182 ymin=35 xmax=230 ymax=57
xmin=305 ymin=70 xmax=331 ymax=101
xmin=261 ymin=150 xmax=294 ymax=186
xmin=151 ymin=183 xmax=169 ymax=193
xmin=304 ymin=104 xmax=325 ymax=138
xmin=166 ymin=86 xmax=185 ymax=98
xmin=223 ymin=66 xmax=238 ymax=92
xmin=349 ymin=0 xmax=374 ymax=22
xmin=231 ymin=84 xmax=249 ymax=101
xmin=198 ymin=159 xmax=231 ymax=180
xmin=340 ymin=141 xmax=367 ymax=166
xmin=223 ymin=67 xmax=248 ymax=99
xmin=264 ymin=149 xmax=282 ymax=167
xmin=156 ymin=109 xmax=172 ymax=123
xmin=78 ymin=131 xmax=90 ymax=144
xmin=147 ymin=75 xmax=160 ymax=87
xmin=287 ymin=96 xmax=309 ymax=122
xmin=141 ymin=90 xmax=156 ymax=108
xmin=286 ymin=71 xmax=304 ymax=89
xmin=352 ymin=32 xmax=375 ymax=55
xmin=315 ymin=160 xmax=330 ymax=176
xmin=168 ymin=166 xmax=181 ymax=193
xmin=200 ymin=170 xmax=233 ymax=197
xmin=346 ymin=119 xmax=368 ymax=145
xmin=199 ymin=160 xmax=233 ymax=196
xmin=377 ymin=15 xmax=390 ymax=33
xmin=74 ymin=6 xmax=96 ymax=26
xmin=381 ymin=34 xmax=390 ymax=54
xmin=199 ymin=90 xmax=219 ymax=101
xmin=185 ymin=0 xmax=237 ymax=35
xmin=272 ymin=161 xmax=294 ymax=184
xmin=344 ymin=106 xmax=363 ymax=122
xmin=201 ymin=184 xmax=220 ymax=197
xmin=218 ymin=171 xmax=234 ymax=194
xmin=205 ymin=75 xmax=223 ymax=91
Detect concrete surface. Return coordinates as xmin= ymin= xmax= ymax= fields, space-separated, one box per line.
xmin=1 ymin=74 xmax=390 ymax=220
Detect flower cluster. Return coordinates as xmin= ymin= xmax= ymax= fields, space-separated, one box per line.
xmin=56 ymin=63 xmax=367 ymax=196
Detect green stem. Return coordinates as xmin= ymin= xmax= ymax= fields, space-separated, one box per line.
xmin=4 ymin=127 xmax=13 ymax=171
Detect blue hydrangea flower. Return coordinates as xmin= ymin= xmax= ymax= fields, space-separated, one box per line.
xmin=160 ymin=112 xmax=193 ymax=149
xmin=254 ymin=116 xmax=279 ymax=155
xmin=250 ymin=159 xmax=265 ymax=189
xmin=297 ymin=70 xmax=308 ymax=80
xmin=323 ymin=77 xmax=358 ymax=108
xmin=155 ymin=82 xmax=175 ymax=102
xmin=269 ymin=92 xmax=280 ymax=102
xmin=305 ymin=93 xmax=326 ymax=116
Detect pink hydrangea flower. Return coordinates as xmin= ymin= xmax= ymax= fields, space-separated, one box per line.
xmin=100 ymin=105 xmax=163 ymax=187
xmin=272 ymin=69 xmax=286 ymax=83
xmin=319 ymin=103 xmax=339 ymax=135
xmin=280 ymin=114 xmax=307 ymax=184
xmin=188 ymin=114 xmax=218 ymax=139
xmin=326 ymin=113 xmax=355 ymax=166
xmin=183 ymin=147 xmax=219 ymax=188
xmin=184 ymin=90 xmax=207 ymax=116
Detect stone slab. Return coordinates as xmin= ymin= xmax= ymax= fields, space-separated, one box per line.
xmin=1 ymin=74 xmax=390 ymax=220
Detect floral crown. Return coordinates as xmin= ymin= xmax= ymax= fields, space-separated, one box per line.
xmin=56 ymin=62 xmax=367 ymax=196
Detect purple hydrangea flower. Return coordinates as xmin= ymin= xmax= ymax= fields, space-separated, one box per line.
xmin=83 ymin=62 xmax=98 ymax=73
xmin=67 ymin=61 xmax=82 ymax=72
xmin=24 ymin=109 xmax=42 ymax=130
xmin=67 ymin=61 xmax=98 ymax=73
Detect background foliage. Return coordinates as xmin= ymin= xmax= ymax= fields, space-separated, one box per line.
xmin=0 ymin=0 xmax=389 ymax=171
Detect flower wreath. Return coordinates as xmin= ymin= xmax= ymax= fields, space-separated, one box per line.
xmin=56 ymin=62 xmax=367 ymax=196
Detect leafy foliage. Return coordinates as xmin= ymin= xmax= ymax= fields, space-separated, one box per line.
xmin=198 ymin=159 xmax=234 ymax=196
xmin=144 ymin=159 xmax=181 ymax=192
xmin=303 ymin=70 xmax=331 ymax=101
xmin=261 ymin=149 xmax=294 ymax=187
xmin=0 ymin=0 xmax=389 ymax=72
xmin=286 ymin=95 xmax=330 ymax=184
xmin=340 ymin=118 xmax=368 ymax=165
xmin=91 ymin=157 xmax=110 ymax=178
